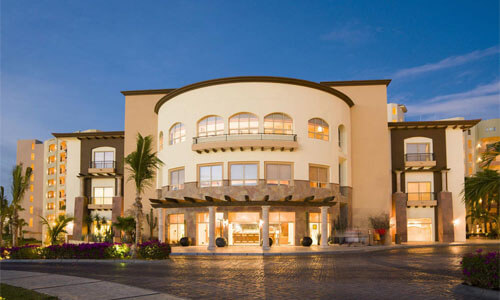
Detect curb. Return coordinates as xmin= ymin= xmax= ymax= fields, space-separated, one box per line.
xmin=453 ymin=284 xmax=500 ymax=300
xmin=0 ymin=242 xmax=498 ymax=261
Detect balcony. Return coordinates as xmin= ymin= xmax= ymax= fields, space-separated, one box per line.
xmin=406 ymin=192 xmax=437 ymax=207
xmin=87 ymin=197 xmax=113 ymax=210
xmin=192 ymin=133 xmax=298 ymax=153
xmin=404 ymin=153 xmax=436 ymax=169
xmin=88 ymin=161 xmax=116 ymax=174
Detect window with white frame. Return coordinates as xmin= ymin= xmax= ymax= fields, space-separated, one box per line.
xmin=407 ymin=182 xmax=432 ymax=201
xmin=93 ymin=187 xmax=114 ymax=205
xmin=198 ymin=116 xmax=224 ymax=137
xmin=264 ymin=113 xmax=293 ymax=134
xmin=406 ymin=143 xmax=431 ymax=161
xmin=93 ymin=151 xmax=114 ymax=168
xmin=230 ymin=163 xmax=258 ymax=186
xmin=169 ymin=123 xmax=186 ymax=145
xmin=199 ymin=164 xmax=223 ymax=187
xmin=229 ymin=113 xmax=259 ymax=134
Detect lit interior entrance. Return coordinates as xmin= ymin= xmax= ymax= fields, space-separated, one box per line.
xmin=269 ymin=212 xmax=295 ymax=245
xmin=168 ymin=214 xmax=185 ymax=243
xmin=228 ymin=212 xmax=260 ymax=245
xmin=196 ymin=212 xmax=224 ymax=246
xmin=309 ymin=213 xmax=331 ymax=245
xmin=408 ymin=218 xmax=433 ymax=242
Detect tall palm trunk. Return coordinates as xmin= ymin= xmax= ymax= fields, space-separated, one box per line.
xmin=12 ymin=208 xmax=19 ymax=247
xmin=0 ymin=219 xmax=3 ymax=247
xmin=134 ymin=193 xmax=143 ymax=246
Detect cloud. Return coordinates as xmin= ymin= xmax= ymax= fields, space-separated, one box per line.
xmin=406 ymin=80 xmax=500 ymax=120
xmin=393 ymin=46 xmax=499 ymax=79
xmin=321 ymin=23 xmax=372 ymax=45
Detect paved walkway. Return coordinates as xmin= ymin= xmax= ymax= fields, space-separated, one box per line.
xmin=0 ymin=270 xmax=185 ymax=300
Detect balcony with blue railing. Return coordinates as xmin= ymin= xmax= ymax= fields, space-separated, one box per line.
xmin=192 ymin=133 xmax=298 ymax=153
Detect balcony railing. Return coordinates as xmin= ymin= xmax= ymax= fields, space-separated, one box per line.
xmin=193 ymin=133 xmax=297 ymax=144
xmin=406 ymin=192 xmax=436 ymax=201
xmin=90 ymin=197 xmax=113 ymax=205
xmin=89 ymin=161 xmax=115 ymax=169
xmin=405 ymin=153 xmax=434 ymax=162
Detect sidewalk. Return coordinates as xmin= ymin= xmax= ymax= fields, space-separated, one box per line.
xmin=0 ymin=270 xmax=185 ymax=300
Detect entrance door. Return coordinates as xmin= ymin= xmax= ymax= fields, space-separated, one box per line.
xmin=228 ymin=212 xmax=260 ymax=245
xmin=408 ymin=218 xmax=432 ymax=241
xmin=270 ymin=212 xmax=295 ymax=245
xmin=197 ymin=223 xmax=208 ymax=245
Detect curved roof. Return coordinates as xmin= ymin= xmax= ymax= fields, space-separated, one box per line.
xmin=154 ymin=76 xmax=355 ymax=113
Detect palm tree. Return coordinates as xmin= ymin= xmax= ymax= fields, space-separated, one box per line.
xmin=11 ymin=164 xmax=32 ymax=247
xmin=113 ymin=216 xmax=136 ymax=243
xmin=124 ymin=133 xmax=163 ymax=255
xmin=40 ymin=215 xmax=74 ymax=245
xmin=480 ymin=141 xmax=500 ymax=169
xmin=0 ymin=186 xmax=9 ymax=246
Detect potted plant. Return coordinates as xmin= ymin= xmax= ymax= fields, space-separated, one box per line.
xmin=260 ymin=237 xmax=273 ymax=247
xmin=301 ymin=237 xmax=313 ymax=246
xmin=216 ymin=237 xmax=226 ymax=247
xmin=179 ymin=236 xmax=191 ymax=246
xmin=369 ymin=213 xmax=390 ymax=245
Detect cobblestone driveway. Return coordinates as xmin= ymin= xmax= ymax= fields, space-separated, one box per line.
xmin=2 ymin=245 xmax=499 ymax=299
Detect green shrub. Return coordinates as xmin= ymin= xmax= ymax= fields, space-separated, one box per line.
xmin=138 ymin=240 xmax=171 ymax=259
xmin=461 ymin=249 xmax=499 ymax=290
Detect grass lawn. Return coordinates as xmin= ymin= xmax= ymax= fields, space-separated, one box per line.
xmin=0 ymin=283 xmax=58 ymax=300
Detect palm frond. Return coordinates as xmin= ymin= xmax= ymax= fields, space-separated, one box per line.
xmin=480 ymin=141 xmax=500 ymax=169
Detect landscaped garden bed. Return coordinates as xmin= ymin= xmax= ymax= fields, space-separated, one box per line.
xmin=0 ymin=240 xmax=171 ymax=260
xmin=461 ymin=249 xmax=499 ymax=290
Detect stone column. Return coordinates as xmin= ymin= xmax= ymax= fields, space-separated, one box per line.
xmin=208 ymin=206 xmax=216 ymax=250
xmin=395 ymin=170 xmax=402 ymax=193
xmin=115 ymin=176 xmax=123 ymax=196
xmin=441 ymin=170 xmax=448 ymax=192
xmin=320 ymin=206 xmax=329 ymax=248
xmin=437 ymin=192 xmax=454 ymax=242
xmin=158 ymin=208 xmax=165 ymax=243
xmin=393 ymin=192 xmax=408 ymax=243
xmin=262 ymin=206 xmax=270 ymax=250
xmin=79 ymin=176 xmax=86 ymax=197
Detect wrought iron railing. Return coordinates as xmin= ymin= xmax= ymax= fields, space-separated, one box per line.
xmin=405 ymin=153 xmax=434 ymax=162
xmin=90 ymin=161 xmax=115 ymax=169
xmin=193 ymin=133 xmax=297 ymax=144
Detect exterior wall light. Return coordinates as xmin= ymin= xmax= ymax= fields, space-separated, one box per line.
xmin=453 ymin=219 xmax=460 ymax=226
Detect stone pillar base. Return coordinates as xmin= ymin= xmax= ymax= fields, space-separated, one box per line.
xmin=393 ymin=192 xmax=408 ymax=243
xmin=73 ymin=197 xmax=87 ymax=241
xmin=437 ymin=192 xmax=454 ymax=242
xmin=112 ymin=197 xmax=124 ymax=241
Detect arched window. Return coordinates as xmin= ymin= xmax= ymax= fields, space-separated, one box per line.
xmin=229 ymin=113 xmax=259 ymax=134
xmin=264 ymin=113 xmax=293 ymax=134
xmin=308 ymin=118 xmax=329 ymax=141
xmin=159 ymin=131 xmax=164 ymax=150
xmin=198 ymin=115 xmax=224 ymax=137
xmin=169 ymin=123 xmax=186 ymax=145
xmin=338 ymin=125 xmax=345 ymax=148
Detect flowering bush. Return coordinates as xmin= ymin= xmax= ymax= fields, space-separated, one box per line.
xmin=461 ymin=249 xmax=499 ymax=290
xmin=138 ymin=240 xmax=171 ymax=259
xmin=0 ymin=245 xmax=41 ymax=259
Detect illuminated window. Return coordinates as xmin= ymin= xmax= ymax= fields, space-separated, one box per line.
xmin=48 ymin=167 xmax=56 ymax=175
xmin=169 ymin=123 xmax=186 ymax=145
xmin=159 ymin=131 xmax=164 ymax=151
xmin=264 ymin=113 xmax=293 ymax=134
xmin=60 ymin=141 xmax=67 ymax=150
xmin=29 ymin=206 xmax=33 ymax=214
xmin=49 ymin=144 xmax=56 ymax=152
xmin=198 ymin=116 xmax=224 ymax=137
xmin=309 ymin=165 xmax=328 ymax=188
xmin=467 ymin=140 xmax=472 ymax=148
xmin=92 ymin=187 xmax=114 ymax=205
xmin=47 ymin=202 xmax=55 ymax=210
xmin=31 ymin=142 xmax=35 ymax=150
xmin=29 ymin=195 xmax=33 ymax=202
xmin=230 ymin=163 xmax=258 ymax=186
xmin=266 ymin=163 xmax=292 ymax=186
xmin=29 ymin=218 xmax=33 ymax=227
xmin=47 ymin=191 xmax=55 ymax=198
xmin=468 ymin=167 xmax=473 ymax=175
xmin=93 ymin=151 xmax=114 ymax=168
xmin=59 ymin=200 xmax=66 ymax=210
xmin=407 ymin=182 xmax=432 ymax=201
xmin=47 ymin=214 xmax=55 ymax=223
xmin=30 ymin=184 xmax=34 ymax=192
xmin=60 ymin=165 xmax=66 ymax=174
xmin=468 ymin=153 xmax=473 ymax=162
xmin=199 ymin=164 xmax=223 ymax=187
xmin=170 ymin=168 xmax=185 ymax=190
xmin=48 ymin=179 xmax=55 ymax=186
xmin=392 ymin=107 xmax=397 ymax=115
xmin=60 ymin=152 xmax=66 ymax=162
xmin=48 ymin=155 xmax=56 ymax=163
xmin=308 ymin=118 xmax=329 ymax=141
xmin=30 ymin=163 xmax=34 ymax=170
xmin=30 ymin=174 xmax=34 ymax=182
xmin=59 ymin=177 xmax=65 ymax=185
xmin=31 ymin=153 xmax=35 ymax=160
xmin=59 ymin=190 xmax=66 ymax=198
xmin=168 ymin=214 xmax=185 ymax=243
xmin=229 ymin=113 xmax=258 ymax=134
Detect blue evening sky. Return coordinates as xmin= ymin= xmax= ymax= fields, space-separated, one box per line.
xmin=1 ymin=1 xmax=499 ymax=188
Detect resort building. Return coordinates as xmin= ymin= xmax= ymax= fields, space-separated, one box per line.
xmin=122 ymin=76 xmax=479 ymax=248
xmin=464 ymin=118 xmax=500 ymax=176
xmin=16 ymin=139 xmax=44 ymax=240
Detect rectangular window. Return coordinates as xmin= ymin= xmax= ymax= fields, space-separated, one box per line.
xmin=230 ymin=163 xmax=258 ymax=186
xmin=31 ymin=142 xmax=35 ymax=150
xmin=406 ymin=143 xmax=431 ymax=161
xmin=60 ymin=152 xmax=67 ymax=162
xmin=468 ymin=153 xmax=473 ymax=162
xmin=48 ymin=179 xmax=55 ymax=186
xmin=407 ymin=182 xmax=432 ymax=201
xmin=309 ymin=165 xmax=328 ymax=188
xmin=266 ymin=163 xmax=292 ymax=186
xmin=170 ymin=168 xmax=185 ymax=190
xmin=30 ymin=163 xmax=34 ymax=170
xmin=47 ymin=202 xmax=55 ymax=210
xmin=31 ymin=153 xmax=35 ymax=160
xmin=29 ymin=206 xmax=33 ymax=214
xmin=60 ymin=165 xmax=66 ymax=174
xmin=29 ymin=195 xmax=33 ymax=202
xmin=392 ymin=107 xmax=397 ymax=115
xmin=59 ymin=177 xmax=65 ymax=185
xmin=30 ymin=184 xmax=34 ymax=192
xmin=30 ymin=174 xmax=34 ymax=182
xmin=92 ymin=187 xmax=114 ymax=205
xmin=168 ymin=214 xmax=185 ymax=243
xmin=467 ymin=140 xmax=472 ymax=148
xmin=59 ymin=190 xmax=66 ymax=198
xmin=29 ymin=218 xmax=33 ymax=227
xmin=59 ymin=200 xmax=66 ymax=210
xmin=48 ymin=167 xmax=56 ymax=175
xmin=49 ymin=144 xmax=56 ymax=152
xmin=93 ymin=151 xmax=114 ymax=168
xmin=199 ymin=164 xmax=223 ymax=187
xmin=47 ymin=191 xmax=55 ymax=198
xmin=48 ymin=155 xmax=56 ymax=164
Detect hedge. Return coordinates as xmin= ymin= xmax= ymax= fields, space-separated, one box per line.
xmin=461 ymin=249 xmax=499 ymax=290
